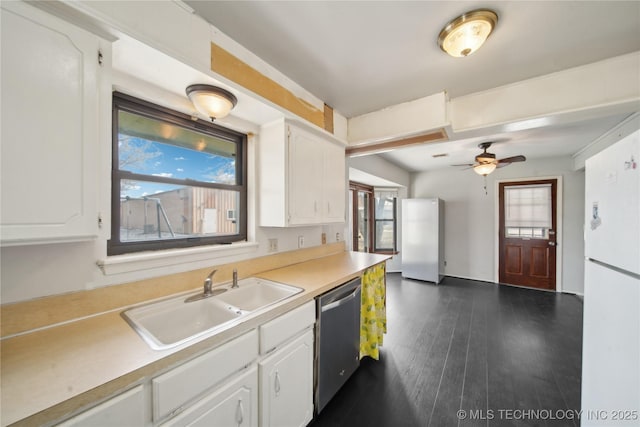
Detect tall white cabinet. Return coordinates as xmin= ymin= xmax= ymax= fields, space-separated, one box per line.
xmin=259 ymin=119 xmax=346 ymax=227
xmin=0 ymin=1 xmax=110 ymax=246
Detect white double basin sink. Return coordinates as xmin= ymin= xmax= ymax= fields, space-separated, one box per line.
xmin=122 ymin=278 xmax=303 ymax=350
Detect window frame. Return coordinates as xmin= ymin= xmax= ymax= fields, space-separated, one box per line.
xmin=108 ymin=92 xmax=247 ymax=256
xmin=349 ymin=181 xmax=398 ymax=255
xmin=373 ymin=195 xmax=397 ymax=253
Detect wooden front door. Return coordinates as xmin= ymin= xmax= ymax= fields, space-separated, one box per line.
xmin=499 ymin=179 xmax=557 ymax=290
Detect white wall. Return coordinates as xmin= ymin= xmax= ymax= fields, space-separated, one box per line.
xmin=410 ymin=156 xmax=585 ymax=294
xmin=348 ymin=155 xmax=410 ymax=188
xmin=0 ymin=222 xmax=344 ymax=305
xmin=0 ymin=104 xmax=345 ymax=304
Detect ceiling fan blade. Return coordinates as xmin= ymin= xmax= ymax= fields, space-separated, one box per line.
xmin=451 ymin=163 xmax=474 ymax=167
xmin=497 ymin=155 xmax=526 ymax=164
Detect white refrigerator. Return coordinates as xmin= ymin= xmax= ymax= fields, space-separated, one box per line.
xmin=582 ymin=129 xmax=640 ymax=426
xmin=401 ymin=198 xmax=444 ymax=284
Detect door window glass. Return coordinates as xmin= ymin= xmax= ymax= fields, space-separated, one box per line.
xmin=504 ymin=184 xmax=551 ymax=239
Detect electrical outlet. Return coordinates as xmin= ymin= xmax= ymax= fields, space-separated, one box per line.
xmin=298 ymin=235 xmax=305 ymax=248
xmin=268 ymin=238 xmax=278 ymax=252
xmin=336 ymin=232 xmax=341 ymax=242
xmin=321 ymin=233 xmax=327 ymax=244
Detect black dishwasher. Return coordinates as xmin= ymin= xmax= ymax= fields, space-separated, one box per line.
xmin=315 ymin=277 xmax=361 ymax=414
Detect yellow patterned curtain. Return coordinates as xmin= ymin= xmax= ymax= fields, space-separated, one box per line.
xmin=360 ymin=262 xmax=387 ymax=360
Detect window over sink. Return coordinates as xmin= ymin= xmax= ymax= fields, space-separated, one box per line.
xmin=108 ymin=92 xmax=247 ymax=255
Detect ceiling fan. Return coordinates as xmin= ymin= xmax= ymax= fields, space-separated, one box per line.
xmin=455 ymin=142 xmax=526 ymax=176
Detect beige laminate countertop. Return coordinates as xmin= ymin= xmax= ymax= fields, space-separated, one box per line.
xmin=1 ymin=251 xmax=388 ymax=426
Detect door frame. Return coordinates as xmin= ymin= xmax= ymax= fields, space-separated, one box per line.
xmin=349 ymin=181 xmax=375 ymax=253
xmin=493 ymin=175 xmax=564 ymax=292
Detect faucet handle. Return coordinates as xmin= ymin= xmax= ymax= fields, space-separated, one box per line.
xmin=204 ymin=269 xmax=217 ymax=295
xmin=232 ymin=268 xmax=239 ymax=288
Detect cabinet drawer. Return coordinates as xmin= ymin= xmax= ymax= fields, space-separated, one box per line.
xmin=161 ymin=366 xmax=257 ymax=427
xmin=58 ymin=385 xmax=145 ymax=426
xmin=153 ymin=330 xmax=258 ymax=421
xmin=260 ymin=301 xmax=315 ymax=354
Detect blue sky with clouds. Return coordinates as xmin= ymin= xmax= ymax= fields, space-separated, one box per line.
xmin=119 ymin=137 xmax=235 ymax=198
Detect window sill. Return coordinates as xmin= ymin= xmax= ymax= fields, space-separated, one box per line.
xmin=97 ymin=241 xmax=259 ymax=276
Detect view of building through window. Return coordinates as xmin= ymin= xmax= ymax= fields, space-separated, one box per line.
xmin=109 ymin=93 xmax=246 ymax=255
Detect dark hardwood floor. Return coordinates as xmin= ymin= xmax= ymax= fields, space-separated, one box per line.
xmin=309 ymin=274 xmax=583 ymax=427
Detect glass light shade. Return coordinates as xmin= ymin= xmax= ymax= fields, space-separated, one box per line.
xmin=473 ymin=162 xmax=497 ymax=176
xmin=186 ymin=85 xmax=237 ymax=120
xmin=438 ymin=10 xmax=498 ymax=57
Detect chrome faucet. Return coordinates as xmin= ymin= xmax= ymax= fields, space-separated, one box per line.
xmin=231 ymin=269 xmax=239 ymax=288
xmin=185 ymin=268 xmax=226 ymax=303
xmin=203 ymin=268 xmax=217 ymax=296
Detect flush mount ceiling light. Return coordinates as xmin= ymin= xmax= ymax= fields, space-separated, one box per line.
xmin=438 ymin=9 xmax=498 ymax=57
xmin=186 ymin=84 xmax=237 ymax=121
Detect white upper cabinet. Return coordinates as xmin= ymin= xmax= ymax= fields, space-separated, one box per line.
xmin=259 ymin=119 xmax=346 ymax=227
xmin=0 ymin=1 xmax=110 ymax=246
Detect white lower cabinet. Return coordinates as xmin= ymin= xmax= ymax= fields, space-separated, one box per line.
xmin=153 ymin=330 xmax=258 ymax=422
xmin=259 ymin=330 xmax=314 ymax=427
xmin=258 ymin=301 xmax=315 ymax=427
xmin=55 ymin=303 xmax=317 ymax=427
xmin=161 ymin=366 xmax=258 ymax=427
xmin=57 ymin=385 xmax=146 ymax=426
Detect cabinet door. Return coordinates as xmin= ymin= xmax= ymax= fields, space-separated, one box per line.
xmin=323 ymin=141 xmax=346 ymax=223
xmin=161 ymin=367 xmax=257 ymax=427
xmin=288 ymin=125 xmax=324 ymax=225
xmin=153 ymin=329 xmax=258 ymax=421
xmin=0 ymin=1 xmax=104 ymax=245
xmin=58 ymin=385 xmax=146 ymax=426
xmin=259 ymin=329 xmax=314 ymax=427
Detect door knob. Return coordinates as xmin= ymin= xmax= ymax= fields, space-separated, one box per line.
xmin=548 ymin=242 xmax=557 ymax=246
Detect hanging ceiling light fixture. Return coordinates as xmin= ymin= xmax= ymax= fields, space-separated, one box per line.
xmin=473 ymin=161 xmax=497 ymax=176
xmin=438 ymin=9 xmax=498 ymax=58
xmin=186 ymin=84 xmax=237 ymax=121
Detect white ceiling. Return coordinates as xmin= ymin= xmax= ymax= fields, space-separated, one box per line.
xmin=183 ymin=2 xmax=639 ymax=175
xmin=186 ymin=1 xmax=640 ymax=117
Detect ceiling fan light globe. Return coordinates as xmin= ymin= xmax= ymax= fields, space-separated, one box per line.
xmin=473 ymin=162 xmax=497 ymax=176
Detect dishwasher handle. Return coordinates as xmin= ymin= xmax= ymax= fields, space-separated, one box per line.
xmin=321 ymin=286 xmax=361 ymax=312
